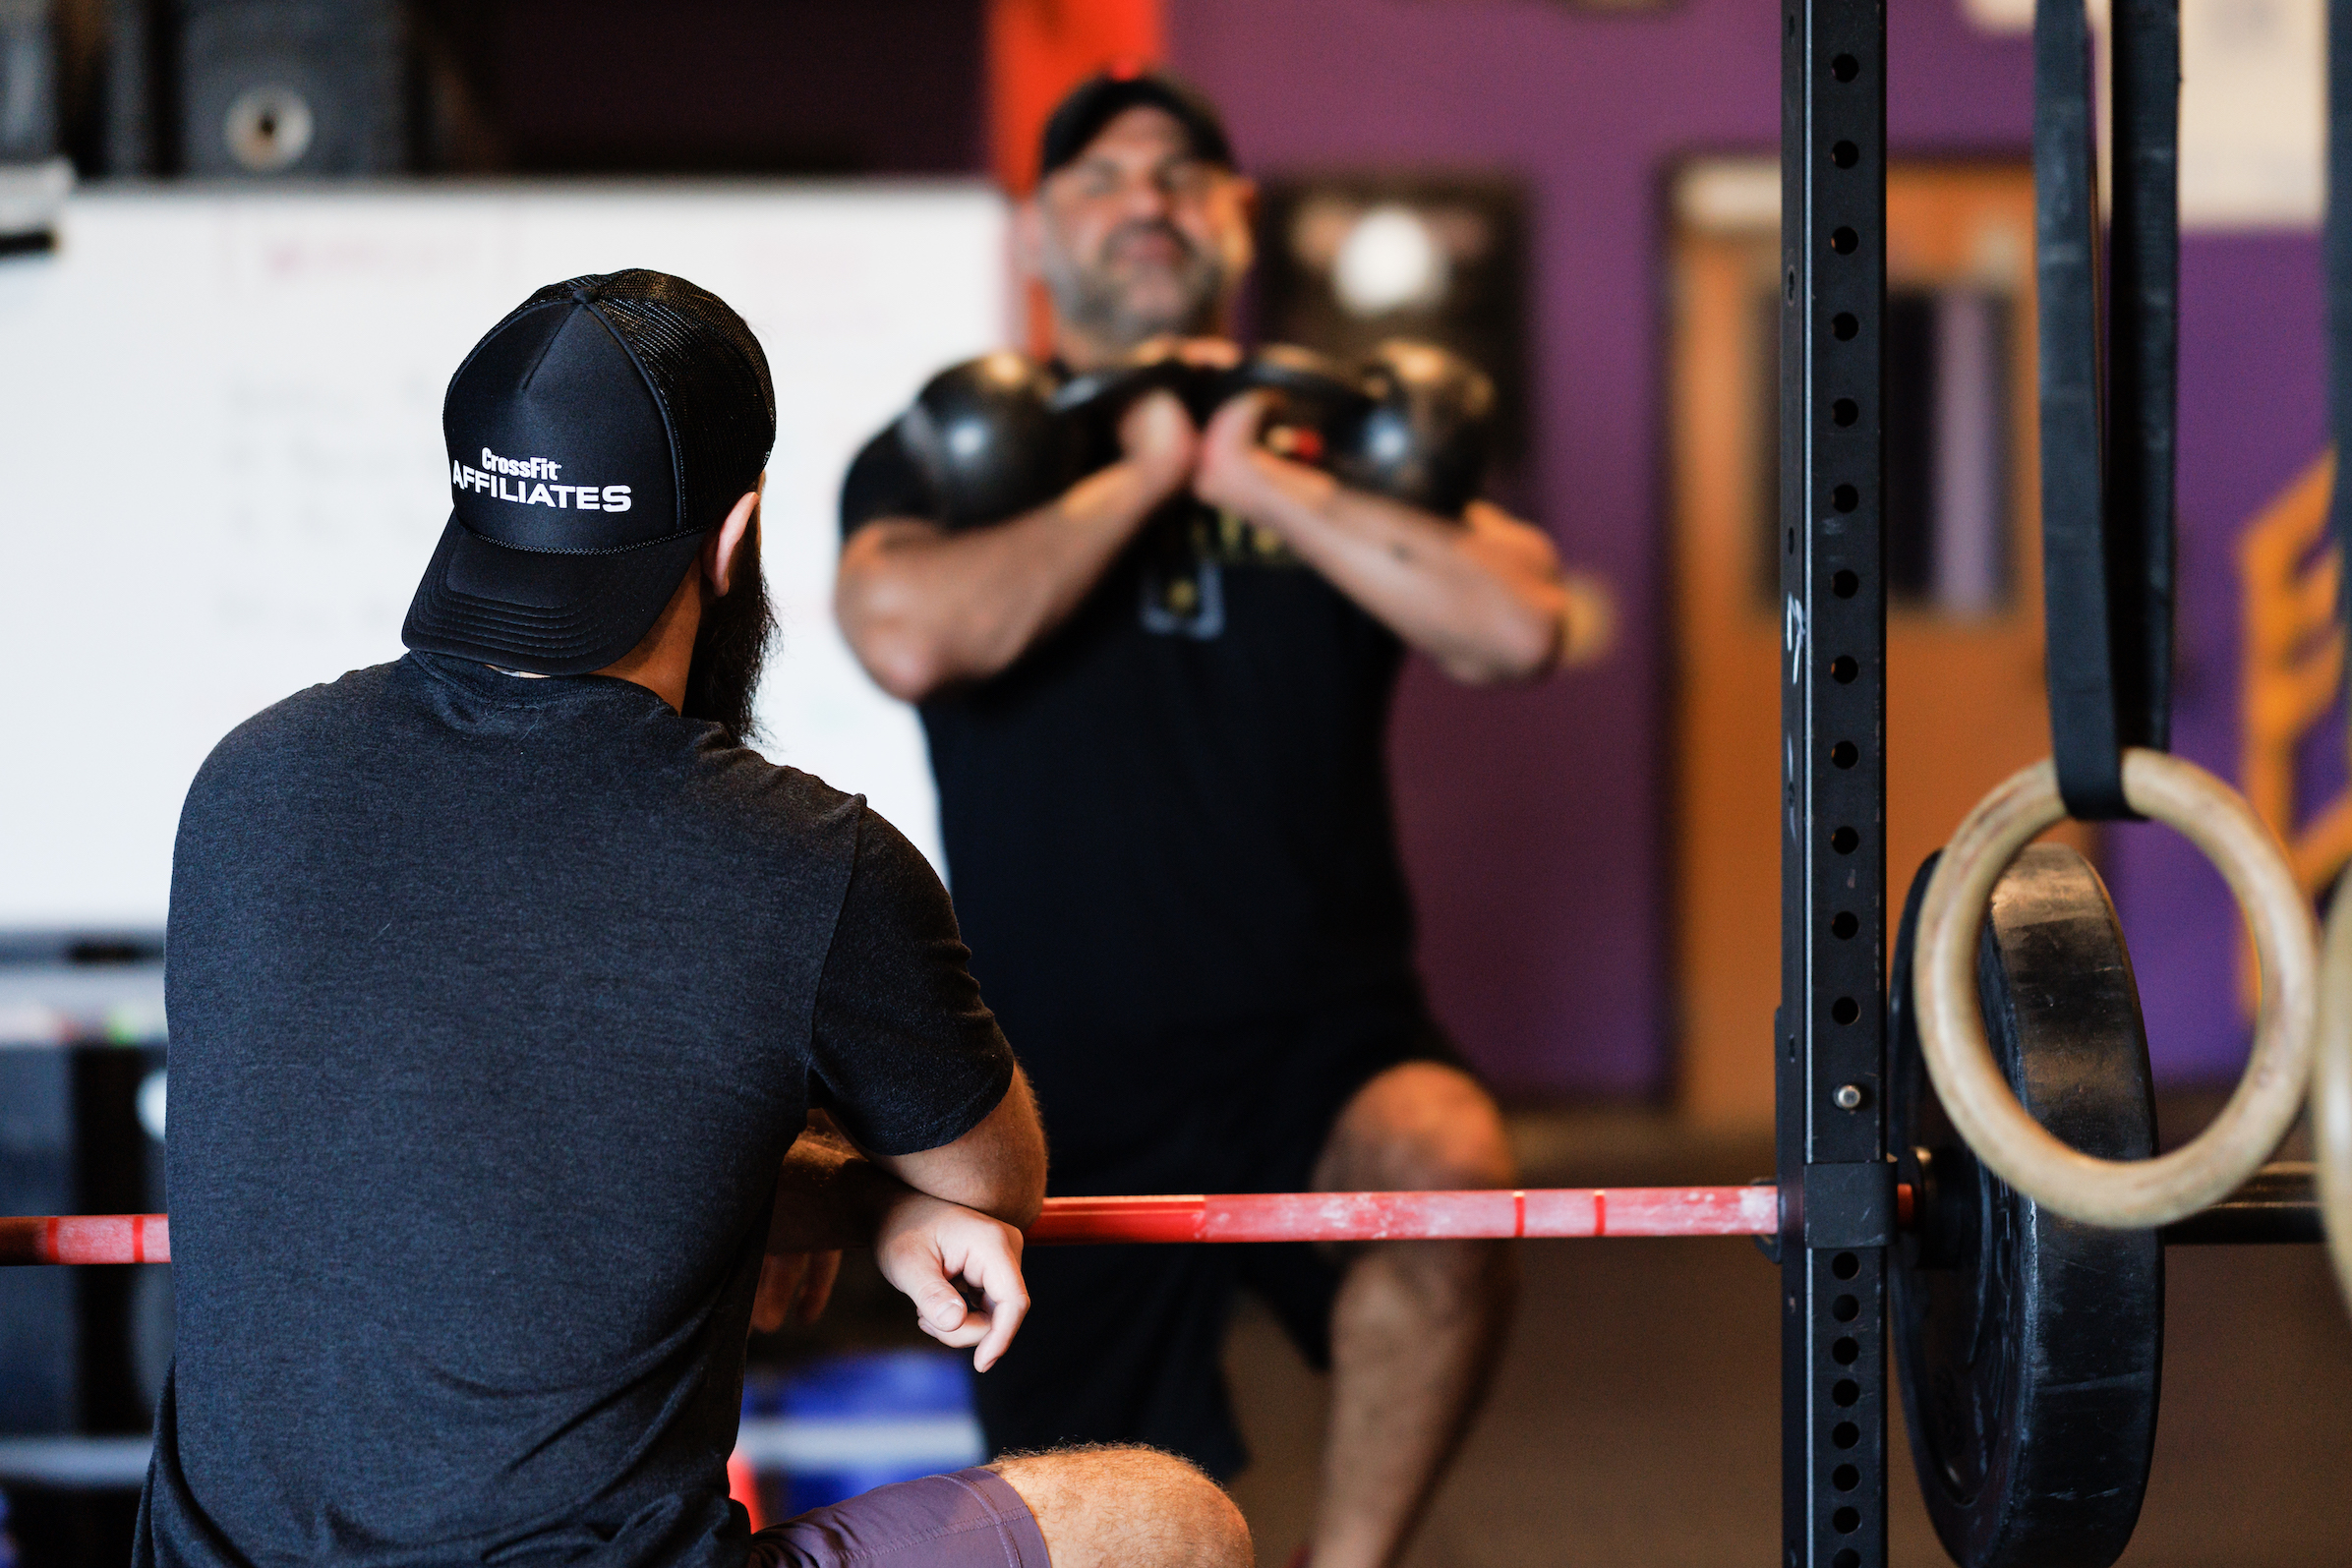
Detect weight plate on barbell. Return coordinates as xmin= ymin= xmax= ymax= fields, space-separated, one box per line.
xmin=1890 ymin=843 xmax=2163 ymax=1568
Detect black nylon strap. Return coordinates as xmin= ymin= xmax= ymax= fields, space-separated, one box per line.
xmin=2034 ymin=0 xmax=2179 ymax=820
xmin=2331 ymin=0 xmax=2352 ymax=603
xmin=2108 ymin=0 xmax=2179 ymax=760
xmin=2036 ymin=0 xmax=2125 ymax=817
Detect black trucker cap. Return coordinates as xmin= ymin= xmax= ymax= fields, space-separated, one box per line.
xmin=1037 ymin=66 xmax=1235 ymax=181
xmin=402 ymin=269 xmax=776 ymax=675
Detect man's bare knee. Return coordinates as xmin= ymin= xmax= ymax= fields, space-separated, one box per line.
xmin=987 ymin=1445 xmax=1251 ymax=1568
xmin=1316 ymin=1063 xmax=1516 ymax=1194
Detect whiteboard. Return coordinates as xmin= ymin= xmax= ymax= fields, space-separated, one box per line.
xmin=0 ymin=183 xmax=1010 ymax=929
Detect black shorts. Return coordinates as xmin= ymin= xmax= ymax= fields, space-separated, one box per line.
xmin=973 ymin=1005 xmax=1469 ymax=1480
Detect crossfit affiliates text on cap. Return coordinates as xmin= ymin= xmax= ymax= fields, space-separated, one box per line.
xmin=1037 ymin=67 xmax=1235 ymax=181
xmin=402 ymin=269 xmax=776 ymax=675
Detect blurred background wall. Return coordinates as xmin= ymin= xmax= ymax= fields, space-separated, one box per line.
xmin=0 ymin=0 xmax=2334 ymax=1107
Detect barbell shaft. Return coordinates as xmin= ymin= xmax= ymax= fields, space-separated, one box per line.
xmin=0 ymin=1213 xmax=168 ymax=1266
xmin=1029 ymin=1187 xmax=1783 ymax=1244
xmin=13 ymin=1166 xmax=2325 ymax=1263
xmin=0 ymin=1187 xmax=1785 ymax=1266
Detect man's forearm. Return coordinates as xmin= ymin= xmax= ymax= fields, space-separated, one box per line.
xmin=837 ymin=457 xmax=1177 ymax=702
xmin=872 ymin=1071 xmax=1047 ymax=1229
xmin=766 ymin=1129 xmax=909 ymax=1253
xmin=771 ymin=1071 xmax=1048 ymax=1255
xmin=1225 ymin=453 xmax=1567 ymax=684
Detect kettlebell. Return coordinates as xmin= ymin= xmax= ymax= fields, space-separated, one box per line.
xmin=897 ymin=352 xmax=1082 ymax=526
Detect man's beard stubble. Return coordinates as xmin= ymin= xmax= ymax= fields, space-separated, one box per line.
xmin=680 ymin=521 xmax=774 ymax=747
xmin=1043 ymin=218 xmax=1231 ymax=351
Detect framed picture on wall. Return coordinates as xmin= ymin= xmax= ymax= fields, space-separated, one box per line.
xmin=1254 ymin=174 xmax=1531 ymax=473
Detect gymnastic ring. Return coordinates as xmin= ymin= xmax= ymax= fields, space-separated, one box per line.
xmin=2316 ymin=879 xmax=2352 ymax=1312
xmin=1914 ymin=748 xmax=2317 ymax=1229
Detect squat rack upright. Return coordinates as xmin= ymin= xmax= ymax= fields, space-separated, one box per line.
xmin=1777 ymin=5 xmax=1892 ymax=1566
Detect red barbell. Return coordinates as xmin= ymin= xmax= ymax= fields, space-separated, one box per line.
xmin=0 ymin=1187 xmax=1804 ymax=1266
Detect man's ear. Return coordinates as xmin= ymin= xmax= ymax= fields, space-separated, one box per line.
xmin=703 ymin=478 xmax=763 ymax=598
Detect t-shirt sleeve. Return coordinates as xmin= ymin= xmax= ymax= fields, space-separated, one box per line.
xmin=840 ymin=424 xmax=941 ymax=540
xmin=807 ymin=804 xmax=1016 ymax=1155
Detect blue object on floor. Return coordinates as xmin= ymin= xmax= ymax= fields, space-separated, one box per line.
xmin=739 ymin=1350 xmax=985 ymax=1517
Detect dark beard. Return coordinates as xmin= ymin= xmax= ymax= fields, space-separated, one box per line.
xmin=680 ymin=522 xmax=774 ymax=746
xmin=1046 ymin=218 xmax=1229 ymax=348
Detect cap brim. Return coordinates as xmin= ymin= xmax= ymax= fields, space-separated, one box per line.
xmin=401 ymin=514 xmax=709 ymax=676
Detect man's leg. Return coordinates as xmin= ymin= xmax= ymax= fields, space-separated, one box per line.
xmin=748 ymin=1448 xmax=1250 ymax=1568
xmin=1307 ymin=1063 xmax=1517 ymax=1568
xmin=991 ymin=1447 xmax=1252 ymax=1568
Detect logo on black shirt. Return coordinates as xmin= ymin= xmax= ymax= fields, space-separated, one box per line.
xmin=1140 ymin=504 xmax=1298 ymax=640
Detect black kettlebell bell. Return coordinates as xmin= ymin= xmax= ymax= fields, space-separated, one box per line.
xmin=897 ymin=352 xmax=1081 ymax=526
xmin=1330 ymin=341 xmax=1496 ymax=518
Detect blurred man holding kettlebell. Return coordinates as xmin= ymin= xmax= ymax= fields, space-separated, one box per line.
xmin=835 ymin=68 xmax=1609 ymax=1568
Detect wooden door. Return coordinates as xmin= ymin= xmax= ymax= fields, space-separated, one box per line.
xmin=1670 ymin=158 xmax=2086 ymax=1129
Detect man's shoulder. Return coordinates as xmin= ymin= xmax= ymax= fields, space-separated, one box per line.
xmin=195 ymin=660 xmax=406 ymax=782
xmin=690 ymin=746 xmax=873 ymax=858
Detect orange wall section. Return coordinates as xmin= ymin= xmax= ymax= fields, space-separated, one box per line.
xmin=988 ymin=0 xmax=1166 ymax=195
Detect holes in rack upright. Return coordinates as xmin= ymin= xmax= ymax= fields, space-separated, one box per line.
xmin=1832 ymin=1375 xmax=1860 ymax=1404
xmin=1833 ymin=1549 xmax=1861 ymax=1568
xmin=1829 ymin=654 xmax=1858 ymax=683
xmin=1830 ymin=825 xmax=1858 ymax=854
xmin=1832 ymin=1421 xmax=1859 ymax=1449
xmin=1829 ymin=740 xmax=1857 ymax=769
xmin=1832 ymin=1296 xmax=1859 ymax=1323
xmin=1829 ymin=909 xmax=1858 ymax=939
xmin=1830 ymin=996 xmax=1860 ymax=1025
xmin=1830 ymin=226 xmax=1858 ymax=255
xmin=1831 ymin=52 xmax=1858 ymax=82
xmin=1831 ymin=396 xmax=1857 ymax=427
xmin=1832 ymin=1337 xmax=1859 ymax=1365
xmin=1833 ymin=1507 xmax=1861 ymax=1536
xmin=1831 ymin=568 xmax=1858 ymax=598
xmin=1832 ymin=311 xmax=1859 ymax=340
xmin=1831 ymin=140 xmax=1858 ymax=168
xmin=1831 ymin=483 xmax=1858 ymax=512
xmin=1831 ymin=1251 xmax=1859 ymax=1279
xmin=1833 ymin=1461 xmax=1859 ymax=1489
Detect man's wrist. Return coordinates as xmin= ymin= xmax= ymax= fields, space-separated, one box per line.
xmin=769 ymin=1133 xmax=911 ymax=1252
xmin=1213 ymin=447 xmax=1330 ymax=538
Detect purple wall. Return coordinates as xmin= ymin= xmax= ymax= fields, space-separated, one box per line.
xmin=2112 ymin=236 xmax=2330 ymax=1084
xmin=1175 ymin=0 xmax=2327 ymax=1095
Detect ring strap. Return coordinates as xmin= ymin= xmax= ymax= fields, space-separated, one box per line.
xmin=2035 ymin=0 xmax=2179 ymax=820
xmin=2107 ymin=0 xmax=2179 ymax=761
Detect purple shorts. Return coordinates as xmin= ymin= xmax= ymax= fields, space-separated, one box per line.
xmin=745 ymin=1469 xmax=1048 ymax=1568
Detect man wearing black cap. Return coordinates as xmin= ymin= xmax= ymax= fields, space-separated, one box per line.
xmin=142 ymin=270 xmax=1250 ymax=1568
xmin=837 ymin=72 xmax=1598 ymax=1568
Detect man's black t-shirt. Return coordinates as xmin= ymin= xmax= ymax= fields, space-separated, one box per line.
xmin=139 ymin=652 xmax=1014 ymax=1568
xmin=842 ymin=422 xmax=1425 ymax=1173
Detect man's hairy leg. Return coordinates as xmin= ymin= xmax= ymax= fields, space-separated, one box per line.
xmin=988 ymin=1446 xmax=1252 ymax=1568
xmin=1308 ymin=1065 xmax=1518 ymax=1568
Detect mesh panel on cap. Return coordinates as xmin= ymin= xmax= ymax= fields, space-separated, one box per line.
xmin=515 ymin=269 xmax=778 ymax=538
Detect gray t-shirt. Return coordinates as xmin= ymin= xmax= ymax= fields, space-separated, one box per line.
xmin=135 ymin=652 xmax=1014 ymax=1568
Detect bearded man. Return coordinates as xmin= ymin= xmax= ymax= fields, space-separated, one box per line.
xmin=834 ymin=74 xmax=1602 ymax=1568
xmin=142 ymin=270 xmax=1249 ymax=1568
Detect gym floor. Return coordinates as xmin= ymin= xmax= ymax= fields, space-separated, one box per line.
xmin=1222 ymin=1097 xmax=2352 ymax=1567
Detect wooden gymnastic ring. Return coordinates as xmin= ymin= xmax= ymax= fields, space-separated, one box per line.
xmin=2316 ymin=881 xmax=2352 ymax=1312
xmin=1914 ymin=749 xmax=2317 ymax=1228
